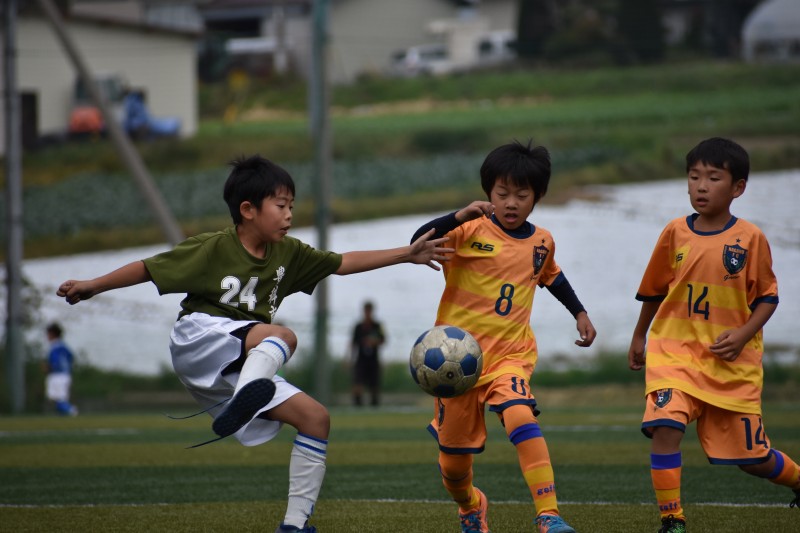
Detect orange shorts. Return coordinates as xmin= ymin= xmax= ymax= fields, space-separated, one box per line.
xmin=427 ymin=374 xmax=539 ymax=454
xmin=642 ymin=388 xmax=772 ymax=465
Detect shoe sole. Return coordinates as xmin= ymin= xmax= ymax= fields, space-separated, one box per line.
xmin=212 ymin=378 xmax=276 ymax=437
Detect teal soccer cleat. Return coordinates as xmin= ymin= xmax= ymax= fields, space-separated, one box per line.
xmin=536 ymin=514 xmax=576 ymax=533
xmin=459 ymin=487 xmax=490 ymax=532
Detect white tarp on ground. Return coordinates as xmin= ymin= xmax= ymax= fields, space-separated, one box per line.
xmin=21 ymin=170 xmax=800 ymax=376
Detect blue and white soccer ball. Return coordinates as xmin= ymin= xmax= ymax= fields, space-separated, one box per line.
xmin=409 ymin=325 xmax=483 ymax=398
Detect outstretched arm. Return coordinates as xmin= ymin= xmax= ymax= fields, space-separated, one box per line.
xmin=628 ymin=300 xmax=660 ymax=371
xmin=57 ymin=260 xmax=152 ymax=305
xmin=410 ymin=201 xmax=494 ymax=242
xmin=337 ymin=229 xmax=453 ymax=275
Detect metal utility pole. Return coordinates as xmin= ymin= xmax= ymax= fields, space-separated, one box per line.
xmin=310 ymin=0 xmax=332 ymax=405
xmin=36 ymin=0 xmax=184 ymax=245
xmin=3 ymin=0 xmax=25 ymax=414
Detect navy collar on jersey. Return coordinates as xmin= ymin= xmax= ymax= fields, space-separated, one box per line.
xmin=686 ymin=213 xmax=738 ymax=235
xmin=490 ymin=214 xmax=534 ymax=238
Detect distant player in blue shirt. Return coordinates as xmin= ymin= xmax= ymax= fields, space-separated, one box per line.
xmin=45 ymin=323 xmax=78 ymax=416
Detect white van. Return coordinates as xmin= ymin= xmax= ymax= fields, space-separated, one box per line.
xmin=387 ymin=43 xmax=455 ymax=77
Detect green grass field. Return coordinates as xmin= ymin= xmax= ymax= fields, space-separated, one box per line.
xmin=1 ymin=395 xmax=798 ymax=532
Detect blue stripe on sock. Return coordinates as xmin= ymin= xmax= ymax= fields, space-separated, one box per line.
xmin=295 ymin=432 xmax=328 ymax=456
xmin=508 ymin=423 xmax=543 ymax=445
xmin=767 ymin=449 xmax=784 ymax=479
xmin=262 ymin=338 xmax=289 ymax=363
xmin=651 ymin=452 xmax=682 ymax=470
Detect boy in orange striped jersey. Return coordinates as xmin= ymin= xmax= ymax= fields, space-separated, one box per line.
xmin=628 ymin=137 xmax=800 ymax=533
xmin=411 ymin=140 xmax=597 ymax=533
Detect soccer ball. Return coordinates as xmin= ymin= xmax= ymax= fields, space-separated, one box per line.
xmin=409 ymin=325 xmax=483 ymax=398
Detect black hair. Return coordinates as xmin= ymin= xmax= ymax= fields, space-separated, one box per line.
xmin=223 ymin=155 xmax=296 ymax=224
xmin=686 ymin=137 xmax=750 ymax=182
xmin=46 ymin=322 xmax=63 ymax=338
xmin=479 ymin=139 xmax=551 ymax=203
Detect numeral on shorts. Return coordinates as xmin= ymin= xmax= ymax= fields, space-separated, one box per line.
xmin=511 ymin=377 xmax=527 ymax=396
xmin=740 ymin=417 xmax=768 ymax=450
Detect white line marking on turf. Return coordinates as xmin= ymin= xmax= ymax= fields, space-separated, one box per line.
xmin=0 ymin=500 xmax=792 ymax=509
xmin=0 ymin=428 xmax=140 ymax=438
xmin=331 ymin=498 xmax=793 ymax=508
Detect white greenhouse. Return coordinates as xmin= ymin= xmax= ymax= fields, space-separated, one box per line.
xmin=742 ymin=0 xmax=800 ymax=62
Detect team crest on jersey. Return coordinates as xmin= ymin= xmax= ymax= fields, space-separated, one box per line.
xmin=532 ymin=245 xmax=549 ymax=277
xmin=722 ymin=243 xmax=747 ymax=275
xmin=655 ymin=388 xmax=672 ymax=408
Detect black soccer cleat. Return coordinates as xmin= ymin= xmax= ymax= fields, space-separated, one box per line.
xmin=657 ymin=515 xmax=686 ymax=533
xmin=790 ymin=489 xmax=800 ymax=509
xmin=211 ymin=378 xmax=276 ymax=438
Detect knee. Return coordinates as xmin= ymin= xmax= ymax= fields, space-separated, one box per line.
xmin=439 ymin=452 xmax=472 ymax=480
xmin=501 ymin=404 xmax=539 ymax=440
xmin=739 ymin=460 xmax=773 ymax=478
xmin=272 ymin=325 xmax=298 ymax=352
xmin=248 ymin=324 xmax=298 ymax=353
xmin=299 ymin=401 xmax=330 ymax=439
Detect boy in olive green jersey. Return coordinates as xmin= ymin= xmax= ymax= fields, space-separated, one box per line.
xmin=57 ymin=155 xmax=452 ymax=533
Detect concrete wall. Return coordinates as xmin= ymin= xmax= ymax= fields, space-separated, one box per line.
xmin=0 ymin=13 xmax=197 ymax=155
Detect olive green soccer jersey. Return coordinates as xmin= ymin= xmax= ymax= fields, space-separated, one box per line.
xmin=143 ymin=226 xmax=342 ymax=323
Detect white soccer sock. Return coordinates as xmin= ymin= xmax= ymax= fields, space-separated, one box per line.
xmin=233 ymin=337 xmax=291 ymax=395
xmin=283 ymin=433 xmax=328 ymax=528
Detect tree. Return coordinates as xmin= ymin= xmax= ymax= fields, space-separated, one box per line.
xmin=516 ymin=0 xmax=556 ymax=60
xmin=615 ymin=0 xmax=665 ymax=63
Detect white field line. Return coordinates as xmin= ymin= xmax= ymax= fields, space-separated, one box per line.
xmin=0 ymin=499 xmax=792 ymax=509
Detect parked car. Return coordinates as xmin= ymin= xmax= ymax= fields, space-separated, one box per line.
xmin=475 ymin=30 xmax=516 ymax=67
xmin=387 ymin=30 xmax=516 ymax=78
xmin=387 ymin=43 xmax=454 ymax=77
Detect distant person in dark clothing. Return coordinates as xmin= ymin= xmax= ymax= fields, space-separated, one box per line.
xmin=350 ymin=301 xmax=385 ymax=407
xmin=45 ymin=322 xmax=78 ymax=416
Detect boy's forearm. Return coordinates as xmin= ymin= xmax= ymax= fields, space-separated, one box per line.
xmin=337 ymin=248 xmax=410 ymax=275
xmin=92 ymin=261 xmax=152 ymax=293
xmin=410 ymin=212 xmax=459 ymax=243
xmin=633 ymin=301 xmax=660 ymax=338
xmin=740 ymin=302 xmax=777 ymax=340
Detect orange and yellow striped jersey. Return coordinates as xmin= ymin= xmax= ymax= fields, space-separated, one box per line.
xmin=435 ymin=216 xmax=562 ymax=386
xmin=636 ymin=215 xmax=778 ymax=414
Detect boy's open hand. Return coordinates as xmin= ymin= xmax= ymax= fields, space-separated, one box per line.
xmin=410 ymin=229 xmax=454 ymax=271
xmin=456 ymin=201 xmax=494 ymax=223
xmin=57 ymin=280 xmax=96 ymax=305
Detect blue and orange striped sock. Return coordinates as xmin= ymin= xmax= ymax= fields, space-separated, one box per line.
xmin=765 ymin=449 xmax=800 ymax=490
xmin=651 ymin=452 xmax=684 ymax=520
xmin=503 ymin=405 xmax=559 ymax=517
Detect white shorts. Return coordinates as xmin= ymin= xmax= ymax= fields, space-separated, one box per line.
xmin=46 ymin=373 xmax=71 ymax=402
xmin=170 ymin=312 xmax=301 ymax=447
